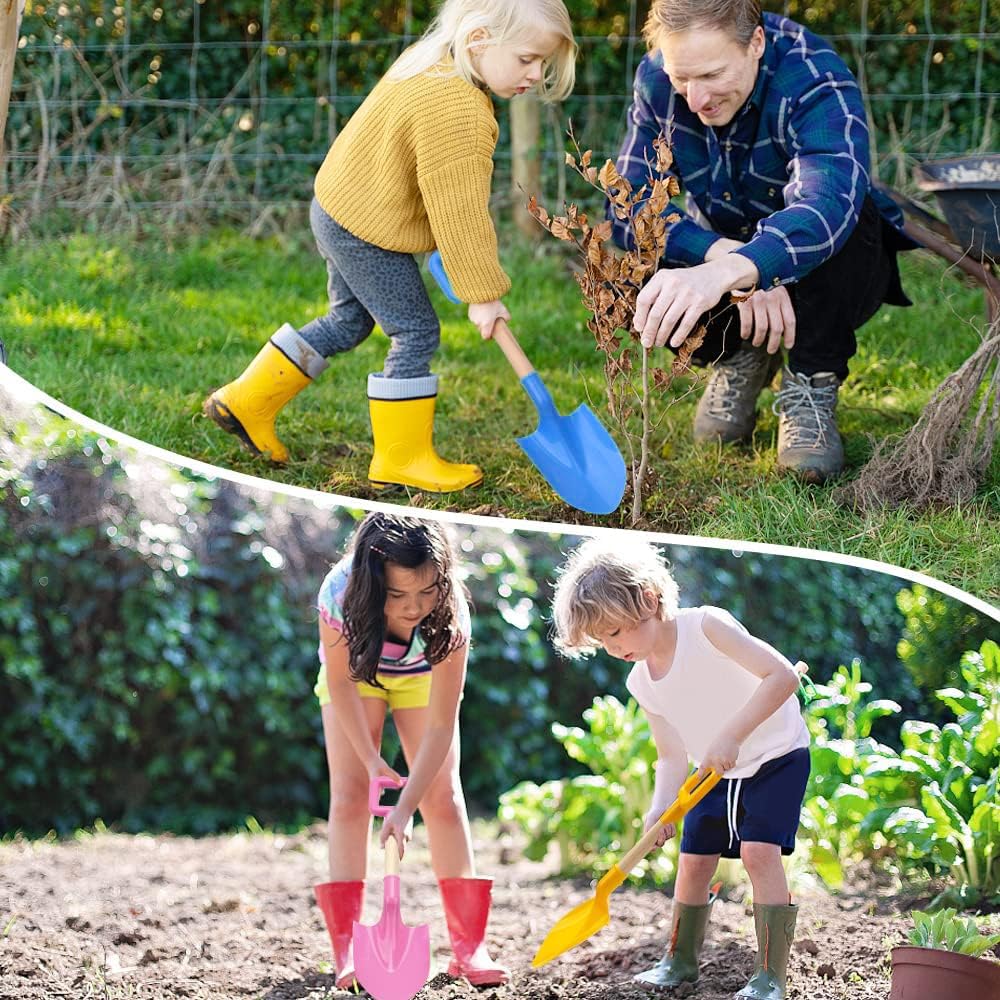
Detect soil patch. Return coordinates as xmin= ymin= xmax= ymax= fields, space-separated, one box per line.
xmin=0 ymin=826 xmax=908 ymax=999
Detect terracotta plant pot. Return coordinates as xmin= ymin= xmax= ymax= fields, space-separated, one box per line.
xmin=890 ymin=945 xmax=1000 ymax=999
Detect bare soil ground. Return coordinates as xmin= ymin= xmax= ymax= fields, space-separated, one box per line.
xmin=0 ymin=824 xmax=912 ymax=1000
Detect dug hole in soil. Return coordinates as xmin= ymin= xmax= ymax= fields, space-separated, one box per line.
xmin=1 ymin=822 xmax=907 ymax=999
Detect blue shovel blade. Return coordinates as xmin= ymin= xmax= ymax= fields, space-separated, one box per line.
xmin=517 ymin=374 xmax=626 ymax=515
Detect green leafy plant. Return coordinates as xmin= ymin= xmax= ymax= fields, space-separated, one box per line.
xmin=796 ymin=660 xmax=902 ymax=888
xmin=906 ymin=908 xmax=1000 ymax=957
xmin=499 ymin=696 xmax=675 ymax=881
xmin=862 ymin=641 xmax=1000 ymax=908
xmin=805 ymin=659 xmax=903 ymax=742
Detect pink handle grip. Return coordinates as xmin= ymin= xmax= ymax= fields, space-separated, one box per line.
xmin=369 ymin=775 xmax=406 ymax=817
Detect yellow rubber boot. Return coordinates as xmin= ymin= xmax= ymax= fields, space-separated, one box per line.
xmin=202 ymin=324 xmax=326 ymax=463
xmin=367 ymin=374 xmax=483 ymax=493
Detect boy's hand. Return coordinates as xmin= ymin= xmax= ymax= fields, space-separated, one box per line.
xmin=643 ymin=811 xmax=677 ymax=848
xmin=468 ymin=299 xmax=510 ymax=340
xmin=699 ymin=735 xmax=742 ymax=776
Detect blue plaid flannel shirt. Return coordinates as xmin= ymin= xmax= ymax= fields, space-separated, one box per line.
xmin=610 ymin=12 xmax=907 ymax=289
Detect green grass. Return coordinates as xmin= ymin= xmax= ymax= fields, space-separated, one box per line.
xmin=2 ymin=227 xmax=998 ymax=602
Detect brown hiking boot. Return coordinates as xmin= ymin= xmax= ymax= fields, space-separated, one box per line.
xmin=693 ymin=342 xmax=782 ymax=444
xmin=773 ymin=368 xmax=844 ymax=483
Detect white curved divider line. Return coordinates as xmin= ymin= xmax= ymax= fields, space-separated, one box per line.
xmin=0 ymin=360 xmax=363 ymax=516
xmin=1 ymin=361 xmax=997 ymax=623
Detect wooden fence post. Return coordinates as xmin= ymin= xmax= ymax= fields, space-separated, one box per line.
xmin=0 ymin=0 xmax=21 ymax=174
xmin=510 ymin=92 xmax=541 ymax=241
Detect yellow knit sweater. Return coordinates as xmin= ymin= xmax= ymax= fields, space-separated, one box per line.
xmin=314 ymin=67 xmax=511 ymax=304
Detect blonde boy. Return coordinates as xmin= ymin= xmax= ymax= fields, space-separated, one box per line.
xmin=552 ymin=537 xmax=810 ymax=1000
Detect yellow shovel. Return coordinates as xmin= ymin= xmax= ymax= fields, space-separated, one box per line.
xmin=532 ymin=768 xmax=723 ymax=967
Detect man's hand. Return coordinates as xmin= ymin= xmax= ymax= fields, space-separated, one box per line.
xmin=738 ymin=284 xmax=796 ymax=353
xmin=633 ymin=254 xmax=759 ymax=350
xmin=633 ymin=265 xmax=731 ymax=350
xmin=468 ymin=299 xmax=511 ymax=340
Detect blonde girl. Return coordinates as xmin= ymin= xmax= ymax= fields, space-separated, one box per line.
xmin=312 ymin=511 xmax=509 ymax=988
xmin=204 ymin=0 xmax=576 ymax=494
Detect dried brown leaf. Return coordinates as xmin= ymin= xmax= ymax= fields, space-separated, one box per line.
xmin=672 ymin=325 xmax=707 ymax=376
xmin=653 ymin=135 xmax=674 ymax=174
xmin=596 ymin=287 xmax=615 ymax=314
xmin=591 ymin=220 xmax=613 ymax=242
xmin=587 ymin=239 xmax=605 ymax=269
xmin=527 ymin=195 xmax=550 ymax=227
xmin=550 ymin=219 xmax=572 ymax=241
xmin=598 ymin=159 xmax=622 ymax=189
xmin=652 ymin=367 xmax=673 ymax=391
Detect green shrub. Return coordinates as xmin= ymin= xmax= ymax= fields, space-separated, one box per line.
xmin=11 ymin=0 xmax=997 ymax=220
xmin=897 ymin=585 xmax=997 ymax=714
xmin=499 ymin=696 xmax=675 ymax=882
xmin=0 ymin=422 xmax=342 ymax=834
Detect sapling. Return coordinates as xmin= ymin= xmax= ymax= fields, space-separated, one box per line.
xmin=527 ymin=130 xmax=710 ymax=525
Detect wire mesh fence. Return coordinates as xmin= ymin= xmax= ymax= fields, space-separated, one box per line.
xmin=3 ymin=0 xmax=997 ymax=233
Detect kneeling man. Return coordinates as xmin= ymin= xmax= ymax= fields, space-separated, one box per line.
xmin=611 ymin=0 xmax=913 ymax=482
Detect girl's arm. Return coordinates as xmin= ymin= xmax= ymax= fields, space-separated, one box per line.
xmin=321 ymin=619 xmax=400 ymax=781
xmin=697 ymin=612 xmax=800 ymax=775
xmin=379 ymin=639 xmax=468 ymax=851
xmin=644 ymin=710 xmax=689 ymax=845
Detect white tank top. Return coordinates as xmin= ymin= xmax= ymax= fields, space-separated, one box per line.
xmin=625 ymin=606 xmax=809 ymax=779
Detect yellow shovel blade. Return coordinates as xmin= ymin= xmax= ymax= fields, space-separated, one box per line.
xmin=532 ymin=866 xmax=627 ymax=967
xmin=531 ymin=769 xmax=723 ymax=969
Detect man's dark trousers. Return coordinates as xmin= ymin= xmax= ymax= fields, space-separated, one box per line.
xmin=685 ymin=195 xmax=910 ymax=380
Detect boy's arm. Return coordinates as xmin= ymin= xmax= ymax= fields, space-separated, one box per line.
xmin=645 ymin=710 xmax=690 ymax=842
xmin=696 ymin=612 xmax=800 ymax=775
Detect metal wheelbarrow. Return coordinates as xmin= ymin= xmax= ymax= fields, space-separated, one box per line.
xmin=913 ymin=153 xmax=1000 ymax=265
xmin=875 ymin=153 xmax=1000 ymax=324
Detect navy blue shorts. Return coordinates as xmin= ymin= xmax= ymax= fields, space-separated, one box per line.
xmin=680 ymin=747 xmax=810 ymax=859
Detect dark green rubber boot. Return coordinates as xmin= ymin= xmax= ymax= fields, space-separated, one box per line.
xmin=735 ymin=903 xmax=798 ymax=999
xmin=633 ymin=889 xmax=718 ymax=989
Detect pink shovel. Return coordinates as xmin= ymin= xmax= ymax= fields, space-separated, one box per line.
xmin=352 ymin=777 xmax=431 ymax=1000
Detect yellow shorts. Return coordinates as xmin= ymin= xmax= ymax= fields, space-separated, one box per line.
xmin=315 ymin=663 xmax=432 ymax=711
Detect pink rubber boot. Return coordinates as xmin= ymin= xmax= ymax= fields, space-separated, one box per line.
xmin=439 ymin=877 xmax=511 ymax=986
xmin=314 ymin=880 xmax=364 ymax=989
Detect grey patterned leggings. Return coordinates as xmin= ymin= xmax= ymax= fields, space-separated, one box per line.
xmin=297 ymin=198 xmax=440 ymax=379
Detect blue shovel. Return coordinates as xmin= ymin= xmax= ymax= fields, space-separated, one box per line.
xmin=428 ymin=251 xmax=626 ymax=515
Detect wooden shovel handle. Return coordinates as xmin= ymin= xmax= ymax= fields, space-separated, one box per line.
xmin=491 ymin=318 xmax=535 ymax=381
xmin=384 ymin=835 xmax=401 ymax=877
xmin=617 ymin=769 xmax=721 ymax=875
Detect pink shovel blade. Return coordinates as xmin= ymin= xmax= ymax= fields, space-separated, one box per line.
xmin=352 ymin=875 xmax=430 ymax=1000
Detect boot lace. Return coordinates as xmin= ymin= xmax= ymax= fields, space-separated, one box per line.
xmin=773 ymin=375 xmax=838 ymax=448
xmin=703 ymin=348 xmax=771 ymax=420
